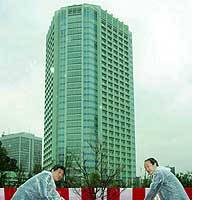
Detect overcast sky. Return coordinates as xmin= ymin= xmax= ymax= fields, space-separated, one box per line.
xmin=0 ymin=0 xmax=191 ymax=176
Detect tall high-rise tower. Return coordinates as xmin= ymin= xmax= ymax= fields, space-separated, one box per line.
xmin=44 ymin=4 xmax=135 ymax=182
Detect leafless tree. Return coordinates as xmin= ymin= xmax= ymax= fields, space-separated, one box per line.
xmin=64 ymin=142 xmax=126 ymax=200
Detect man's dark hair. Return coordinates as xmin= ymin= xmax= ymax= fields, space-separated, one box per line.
xmin=51 ymin=165 xmax=65 ymax=174
xmin=145 ymin=158 xmax=159 ymax=166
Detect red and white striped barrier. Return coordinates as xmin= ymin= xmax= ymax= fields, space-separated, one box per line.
xmin=0 ymin=187 xmax=192 ymax=200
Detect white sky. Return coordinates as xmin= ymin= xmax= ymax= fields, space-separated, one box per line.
xmin=0 ymin=0 xmax=191 ymax=176
xmin=192 ymin=0 xmax=199 ymax=195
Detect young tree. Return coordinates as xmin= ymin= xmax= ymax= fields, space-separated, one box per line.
xmin=63 ymin=153 xmax=78 ymax=188
xmin=64 ymin=142 xmax=126 ymax=200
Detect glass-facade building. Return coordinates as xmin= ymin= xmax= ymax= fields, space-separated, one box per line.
xmin=43 ymin=4 xmax=135 ymax=181
xmin=0 ymin=132 xmax=42 ymax=172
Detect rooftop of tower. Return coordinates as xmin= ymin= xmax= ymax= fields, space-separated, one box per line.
xmin=47 ymin=3 xmax=132 ymax=38
xmin=55 ymin=3 xmax=129 ymax=28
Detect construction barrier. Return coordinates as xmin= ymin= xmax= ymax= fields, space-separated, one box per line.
xmin=0 ymin=187 xmax=192 ymax=200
